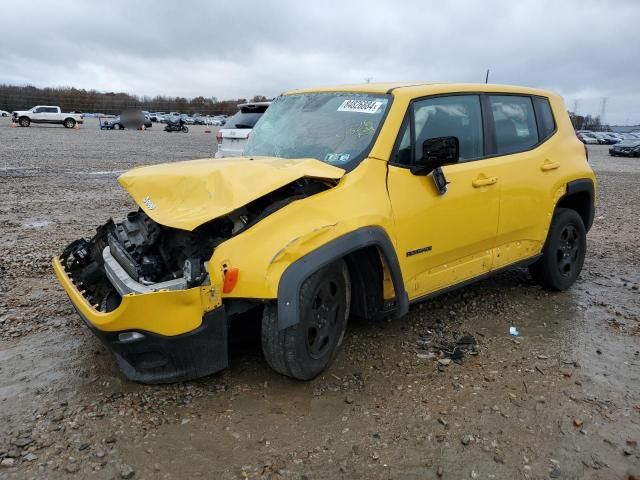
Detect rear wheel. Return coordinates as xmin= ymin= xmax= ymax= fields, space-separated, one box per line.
xmin=19 ymin=117 xmax=30 ymax=127
xmin=529 ymin=208 xmax=586 ymax=290
xmin=182 ymin=126 xmax=189 ymax=133
xmin=261 ymin=260 xmax=350 ymax=380
xmin=63 ymin=118 xmax=76 ymax=128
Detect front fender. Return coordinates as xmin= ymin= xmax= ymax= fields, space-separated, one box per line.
xmin=208 ymin=158 xmax=399 ymax=305
xmin=276 ymin=226 xmax=408 ymax=329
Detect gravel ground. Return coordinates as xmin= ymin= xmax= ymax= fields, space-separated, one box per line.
xmin=0 ymin=118 xmax=638 ymax=479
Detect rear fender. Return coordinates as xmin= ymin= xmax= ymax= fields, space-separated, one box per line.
xmin=559 ymin=178 xmax=595 ymax=231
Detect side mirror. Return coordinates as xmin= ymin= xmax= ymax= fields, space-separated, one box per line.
xmin=410 ymin=136 xmax=459 ymax=176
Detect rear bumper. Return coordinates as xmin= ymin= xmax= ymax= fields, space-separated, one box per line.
xmin=217 ymin=142 xmax=247 ymax=158
xmin=75 ymin=303 xmax=228 ymax=384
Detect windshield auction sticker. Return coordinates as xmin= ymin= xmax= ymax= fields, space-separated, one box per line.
xmin=337 ymin=99 xmax=385 ymax=114
xmin=324 ymin=153 xmax=351 ymax=164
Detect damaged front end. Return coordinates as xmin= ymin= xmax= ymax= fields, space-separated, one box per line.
xmin=55 ymin=209 xmax=231 ymax=384
xmin=60 ymin=176 xmax=331 ymax=312
xmin=53 ymin=172 xmax=337 ymax=383
xmin=59 ymin=209 xmax=226 ymax=313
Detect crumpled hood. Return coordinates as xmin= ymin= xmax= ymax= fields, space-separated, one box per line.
xmin=118 ymin=156 xmax=345 ymax=231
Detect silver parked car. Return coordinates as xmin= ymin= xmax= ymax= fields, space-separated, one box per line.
xmin=214 ymin=102 xmax=270 ymax=158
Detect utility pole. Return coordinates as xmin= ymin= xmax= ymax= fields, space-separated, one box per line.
xmin=364 ymin=77 xmax=373 ymax=84
xmin=599 ymin=97 xmax=608 ymax=129
xmin=570 ymin=100 xmax=580 ymax=130
xmin=485 ymin=69 xmax=490 ymax=84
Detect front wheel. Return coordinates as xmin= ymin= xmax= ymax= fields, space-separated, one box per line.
xmin=529 ymin=208 xmax=586 ymax=291
xmin=19 ymin=117 xmax=30 ymax=127
xmin=181 ymin=126 xmax=189 ymax=133
xmin=261 ymin=260 xmax=350 ymax=380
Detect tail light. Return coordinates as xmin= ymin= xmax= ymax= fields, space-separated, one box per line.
xmin=215 ymin=131 xmax=223 ymax=144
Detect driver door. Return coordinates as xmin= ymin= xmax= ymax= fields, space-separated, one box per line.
xmin=387 ymin=94 xmax=501 ymax=299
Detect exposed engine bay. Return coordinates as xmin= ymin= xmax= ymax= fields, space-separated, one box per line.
xmin=59 ymin=178 xmax=331 ymax=312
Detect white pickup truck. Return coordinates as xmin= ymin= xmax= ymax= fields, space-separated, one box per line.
xmin=12 ymin=106 xmax=84 ymax=128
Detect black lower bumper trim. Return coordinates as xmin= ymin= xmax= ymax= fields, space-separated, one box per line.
xmin=74 ymin=306 xmax=229 ymax=384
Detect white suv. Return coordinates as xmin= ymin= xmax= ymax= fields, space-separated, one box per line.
xmin=215 ymin=102 xmax=270 ymax=158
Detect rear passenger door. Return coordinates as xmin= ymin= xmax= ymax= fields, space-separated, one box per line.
xmin=43 ymin=107 xmax=59 ymax=123
xmin=486 ymin=95 xmax=562 ymax=268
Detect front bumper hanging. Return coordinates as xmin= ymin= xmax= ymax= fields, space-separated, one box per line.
xmin=78 ymin=304 xmax=228 ymax=384
xmin=53 ymin=257 xmax=228 ymax=384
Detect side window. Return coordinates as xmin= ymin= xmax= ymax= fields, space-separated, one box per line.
xmin=33 ymin=107 xmax=43 ymax=113
xmin=489 ymin=95 xmax=538 ymax=154
xmin=533 ymin=97 xmax=556 ymax=140
xmin=392 ymin=118 xmax=411 ymax=164
xmin=412 ymin=95 xmax=483 ymax=163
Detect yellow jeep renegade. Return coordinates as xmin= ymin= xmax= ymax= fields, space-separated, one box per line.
xmin=53 ymin=83 xmax=596 ymax=383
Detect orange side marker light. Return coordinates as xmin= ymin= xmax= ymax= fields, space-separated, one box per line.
xmin=223 ymin=268 xmax=239 ymax=293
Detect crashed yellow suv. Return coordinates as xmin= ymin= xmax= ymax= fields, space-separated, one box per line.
xmin=54 ymin=83 xmax=595 ymax=383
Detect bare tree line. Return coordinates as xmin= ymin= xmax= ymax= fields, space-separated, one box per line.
xmin=0 ymin=84 xmax=270 ymax=115
xmin=568 ymin=111 xmax=605 ymax=131
xmin=1 ymin=84 xmax=615 ymax=131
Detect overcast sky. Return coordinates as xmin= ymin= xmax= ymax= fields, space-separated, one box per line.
xmin=1 ymin=0 xmax=639 ymax=124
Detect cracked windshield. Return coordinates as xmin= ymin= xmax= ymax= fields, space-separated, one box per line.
xmin=244 ymin=93 xmax=389 ymax=166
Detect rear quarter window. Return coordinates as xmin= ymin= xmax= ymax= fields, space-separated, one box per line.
xmin=533 ymin=97 xmax=556 ymax=140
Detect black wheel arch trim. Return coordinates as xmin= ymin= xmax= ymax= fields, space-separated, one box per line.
xmin=564 ymin=178 xmax=595 ymax=231
xmin=276 ymin=226 xmax=409 ymax=330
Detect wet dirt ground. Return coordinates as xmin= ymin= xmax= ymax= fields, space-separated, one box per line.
xmin=0 ymin=118 xmax=638 ymax=479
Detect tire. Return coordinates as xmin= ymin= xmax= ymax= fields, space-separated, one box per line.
xmin=182 ymin=126 xmax=189 ymax=133
xmin=63 ymin=118 xmax=75 ymax=128
xmin=19 ymin=117 xmax=30 ymax=127
xmin=261 ymin=260 xmax=351 ymax=380
xmin=529 ymin=208 xmax=586 ymax=291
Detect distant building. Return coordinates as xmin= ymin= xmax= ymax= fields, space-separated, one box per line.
xmin=610 ymin=125 xmax=640 ymax=133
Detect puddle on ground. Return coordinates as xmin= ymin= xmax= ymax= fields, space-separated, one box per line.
xmin=21 ymin=219 xmax=51 ymax=229
xmin=0 ymin=166 xmax=40 ymax=171
xmin=85 ymin=170 xmax=126 ymax=176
